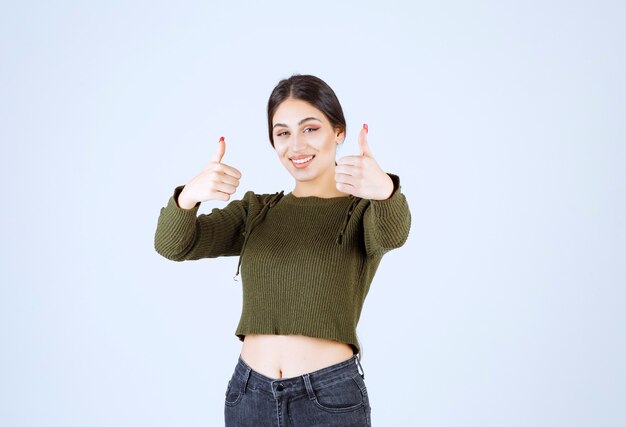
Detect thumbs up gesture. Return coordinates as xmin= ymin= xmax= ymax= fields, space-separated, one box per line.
xmin=335 ymin=124 xmax=394 ymax=200
xmin=177 ymin=136 xmax=242 ymax=209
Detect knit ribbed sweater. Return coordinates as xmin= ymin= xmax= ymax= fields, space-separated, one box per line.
xmin=154 ymin=173 xmax=411 ymax=354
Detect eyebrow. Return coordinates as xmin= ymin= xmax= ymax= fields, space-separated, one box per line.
xmin=273 ymin=117 xmax=322 ymax=129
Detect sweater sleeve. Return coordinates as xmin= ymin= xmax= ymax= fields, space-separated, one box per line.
xmin=363 ymin=173 xmax=412 ymax=257
xmin=154 ymin=185 xmax=254 ymax=261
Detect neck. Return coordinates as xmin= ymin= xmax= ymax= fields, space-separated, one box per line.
xmin=293 ymin=171 xmax=349 ymax=198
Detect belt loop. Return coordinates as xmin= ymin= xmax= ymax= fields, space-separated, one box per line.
xmin=355 ymin=354 xmax=365 ymax=379
xmin=242 ymin=367 xmax=251 ymax=394
xmin=302 ymin=373 xmax=316 ymax=400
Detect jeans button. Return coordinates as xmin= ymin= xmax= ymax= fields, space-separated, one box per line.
xmin=276 ymin=384 xmax=284 ymax=391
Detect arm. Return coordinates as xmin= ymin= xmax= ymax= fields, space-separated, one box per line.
xmin=154 ymin=185 xmax=253 ymax=261
xmin=363 ymin=173 xmax=412 ymax=257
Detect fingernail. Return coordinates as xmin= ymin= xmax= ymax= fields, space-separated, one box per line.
xmin=363 ymin=123 xmax=368 ymax=133
xmin=219 ymin=136 xmax=225 ymax=142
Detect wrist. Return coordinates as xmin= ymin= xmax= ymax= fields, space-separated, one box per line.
xmin=380 ymin=174 xmax=394 ymax=200
xmin=177 ymin=188 xmax=199 ymax=210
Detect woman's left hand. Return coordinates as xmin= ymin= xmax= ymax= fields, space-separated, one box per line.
xmin=335 ymin=124 xmax=394 ymax=200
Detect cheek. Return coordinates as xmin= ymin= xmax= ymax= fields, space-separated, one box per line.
xmin=306 ymin=132 xmax=334 ymax=150
xmin=274 ymin=145 xmax=288 ymax=159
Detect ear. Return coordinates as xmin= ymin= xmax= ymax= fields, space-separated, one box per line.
xmin=335 ymin=128 xmax=345 ymax=145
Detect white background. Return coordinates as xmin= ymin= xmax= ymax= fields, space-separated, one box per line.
xmin=1 ymin=1 xmax=625 ymax=426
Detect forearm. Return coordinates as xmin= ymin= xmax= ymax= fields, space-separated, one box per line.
xmin=363 ymin=173 xmax=412 ymax=256
xmin=154 ymin=189 xmax=202 ymax=261
xmin=154 ymin=186 xmax=250 ymax=261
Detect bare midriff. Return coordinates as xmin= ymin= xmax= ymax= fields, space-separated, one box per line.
xmin=240 ymin=334 xmax=354 ymax=380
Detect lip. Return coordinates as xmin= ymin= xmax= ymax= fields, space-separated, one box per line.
xmin=290 ymin=154 xmax=315 ymax=168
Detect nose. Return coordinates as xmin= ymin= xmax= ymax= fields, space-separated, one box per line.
xmin=291 ymin=133 xmax=307 ymax=152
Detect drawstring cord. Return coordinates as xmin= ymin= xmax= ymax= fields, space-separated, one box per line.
xmin=233 ymin=191 xmax=284 ymax=281
xmin=336 ymin=195 xmax=360 ymax=245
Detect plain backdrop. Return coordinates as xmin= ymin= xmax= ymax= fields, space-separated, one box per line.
xmin=1 ymin=1 xmax=625 ymax=426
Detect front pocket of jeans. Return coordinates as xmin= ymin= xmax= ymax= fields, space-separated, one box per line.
xmin=311 ymin=375 xmax=365 ymax=413
xmin=224 ymin=379 xmax=243 ymax=407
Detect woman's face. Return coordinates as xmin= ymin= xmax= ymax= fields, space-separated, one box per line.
xmin=272 ymin=98 xmax=343 ymax=187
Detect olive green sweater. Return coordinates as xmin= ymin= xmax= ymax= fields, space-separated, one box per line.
xmin=154 ymin=173 xmax=411 ymax=354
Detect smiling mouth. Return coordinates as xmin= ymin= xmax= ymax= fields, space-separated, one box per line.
xmin=290 ymin=155 xmax=315 ymax=166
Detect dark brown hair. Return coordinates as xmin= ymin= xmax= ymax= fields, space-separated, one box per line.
xmin=267 ymin=74 xmax=347 ymax=147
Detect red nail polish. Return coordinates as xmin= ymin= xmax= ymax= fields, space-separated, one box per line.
xmin=219 ymin=136 xmax=225 ymax=142
xmin=363 ymin=123 xmax=368 ymax=133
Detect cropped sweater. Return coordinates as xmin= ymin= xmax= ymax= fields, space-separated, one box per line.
xmin=153 ymin=173 xmax=411 ymax=354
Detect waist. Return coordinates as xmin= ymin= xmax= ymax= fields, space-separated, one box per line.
xmin=240 ymin=334 xmax=354 ymax=379
xmin=232 ymin=351 xmax=363 ymax=398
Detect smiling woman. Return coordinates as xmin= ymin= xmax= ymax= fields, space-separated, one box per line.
xmin=154 ymin=74 xmax=411 ymax=426
xmin=271 ymin=98 xmax=347 ymax=197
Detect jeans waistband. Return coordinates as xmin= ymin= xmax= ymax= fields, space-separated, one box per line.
xmin=233 ymin=354 xmax=365 ymax=398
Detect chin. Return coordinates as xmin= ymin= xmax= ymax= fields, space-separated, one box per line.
xmin=288 ymin=170 xmax=317 ymax=181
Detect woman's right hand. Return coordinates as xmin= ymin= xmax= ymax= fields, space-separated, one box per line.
xmin=177 ymin=137 xmax=242 ymax=209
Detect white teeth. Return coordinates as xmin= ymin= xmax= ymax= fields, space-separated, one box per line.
xmin=292 ymin=155 xmax=314 ymax=164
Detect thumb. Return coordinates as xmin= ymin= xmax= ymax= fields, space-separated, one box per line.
xmin=358 ymin=124 xmax=373 ymax=157
xmin=210 ymin=136 xmax=226 ymax=163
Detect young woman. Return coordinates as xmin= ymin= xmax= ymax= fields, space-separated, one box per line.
xmin=154 ymin=74 xmax=411 ymax=426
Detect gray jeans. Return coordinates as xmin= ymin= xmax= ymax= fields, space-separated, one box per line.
xmin=224 ymin=354 xmax=371 ymax=426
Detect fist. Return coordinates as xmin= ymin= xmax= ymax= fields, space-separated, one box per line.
xmin=178 ymin=136 xmax=242 ymax=208
xmin=335 ymin=124 xmax=394 ymax=200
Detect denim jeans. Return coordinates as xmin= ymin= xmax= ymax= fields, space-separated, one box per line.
xmin=224 ymin=354 xmax=371 ymax=426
